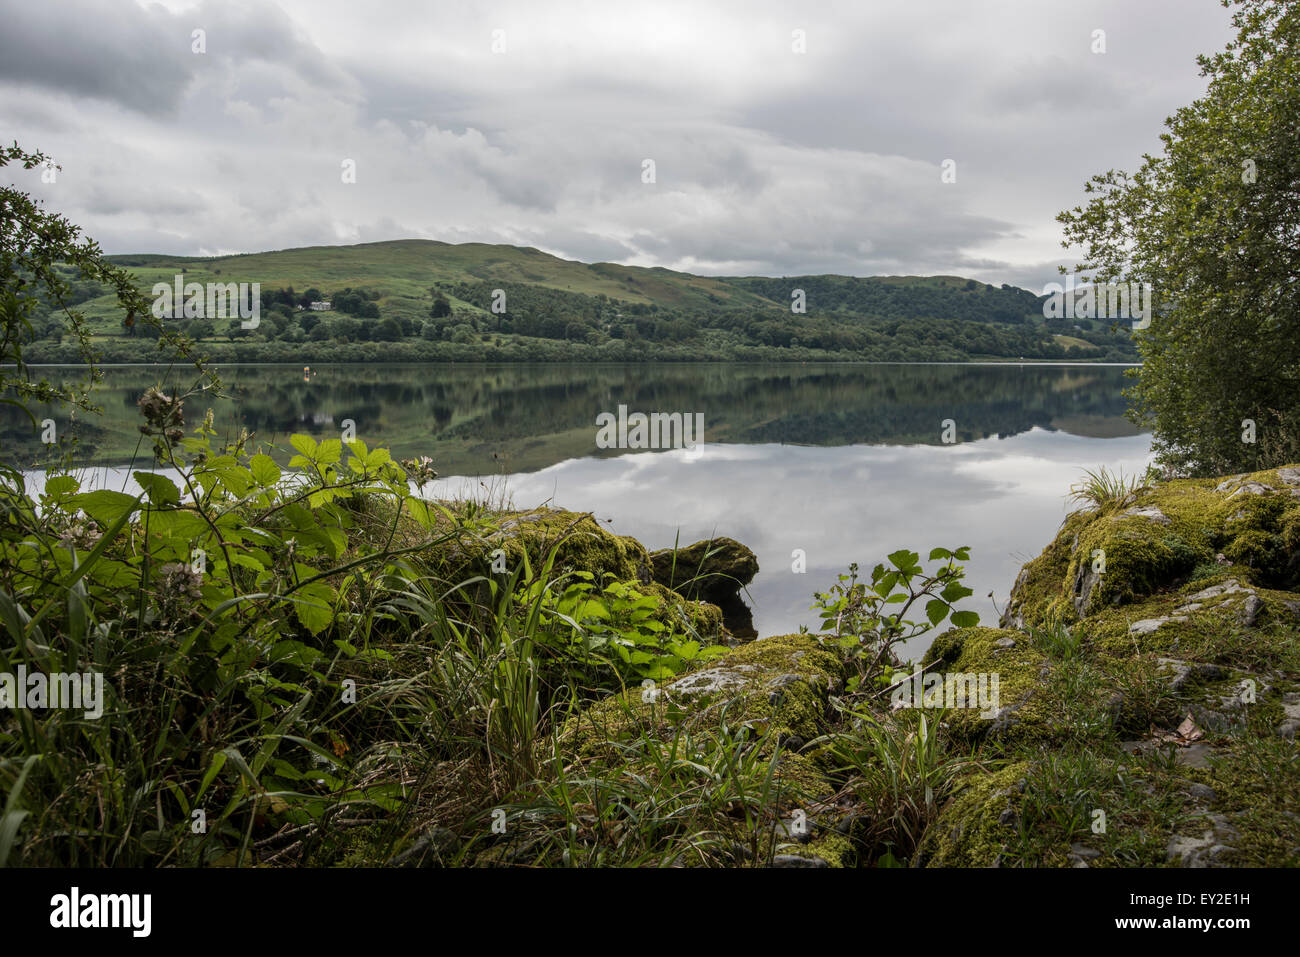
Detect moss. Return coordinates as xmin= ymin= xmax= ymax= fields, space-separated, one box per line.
xmin=405 ymin=506 xmax=651 ymax=584
xmin=1006 ymin=467 xmax=1300 ymax=630
xmin=556 ymin=633 xmax=844 ymax=791
xmin=1000 ymin=511 xmax=1092 ymax=629
xmin=917 ymin=763 xmax=1031 ymax=867
xmin=633 ymin=580 xmax=729 ymax=644
xmin=919 ymin=627 xmax=1053 ymax=748
xmin=649 ymin=536 xmax=759 ymax=603
xmin=799 ymin=830 xmax=854 ymax=868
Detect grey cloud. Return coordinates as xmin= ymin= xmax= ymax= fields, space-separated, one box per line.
xmin=0 ymin=0 xmax=196 ymax=115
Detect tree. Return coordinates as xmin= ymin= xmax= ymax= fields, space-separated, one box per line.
xmin=431 ymin=295 xmax=452 ymax=319
xmin=1059 ymin=0 xmax=1300 ymax=475
xmin=374 ymin=316 xmax=402 ymax=341
xmin=330 ymin=316 xmax=359 ymax=341
xmin=1 ymin=143 xmax=208 ymax=416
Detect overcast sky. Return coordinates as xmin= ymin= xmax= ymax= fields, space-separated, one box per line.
xmin=1 ymin=0 xmax=1237 ymax=290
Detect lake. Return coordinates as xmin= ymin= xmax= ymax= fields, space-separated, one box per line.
xmin=9 ymin=362 xmax=1152 ymax=655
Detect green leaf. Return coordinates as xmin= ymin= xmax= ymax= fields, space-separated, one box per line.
xmin=291 ymin=581 xmax=334 ymax=635
xmin=42 ymin=475 xmax=79 ymax=501
xmin=941 ymin=581 xmax=974 ymax=603
xmin=289 ymin=434 xmax=318 ymax=459
xmin=951 ymin=610 xmax=980 ymax=628
xmin=316 ymin=439 xmax=342 ymax=465
xmin=925 ymin=598 xmax=948 ymax=626
xmin=249 ymin=454 xmax=281 ymax=486
xmin=928 ymin=547 xmax=952 ymax=561
xmin=887 ymin=548 xmax=918 ymax=571
xmin=146 ymin=508 xmax=209 ymax=542
xmin=73 ymin=489 xmax=141 ymax=528
xmin=133 ymin=471 xmax=180 ymax=507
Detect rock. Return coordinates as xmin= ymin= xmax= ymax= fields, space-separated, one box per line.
xmin=1123 ymin=505 xmax=1171 ymax=525
xmin=777 ymin=815 xmax=813 ymax=844
xmin=994 ymin=636 xmax=1017 ymax=649
xmin=670 ymin=664 xmax=760 ymax=698
xmin=1184 ymin=579 xmax=1249 ymax=603
xmin=1175 ymin=743 xmax=1216 ymax=769
xmin=650 ymin=537 xmax=759 ymax=638
xmin=771 ymin=854 xmax=830 ymax=868
xmin=1278 ymin=467 xmax=1300 ymax=486
xmin=1167 ymin=814 xmax=1239 ymax=867
xmin=650 ymin=536 xmax=758 ymax=600
xmin=1238 ymin=594 xmax=1264 ymax=627
xmin=1130 ymin=616 xmax=1188 ymax=635
xmin=1156 ymin=657 xmax=1194 ymax=691
xmin=1187 ymin=784 xmax=1217 ymax=803
xmin=1068 ymin=843 xmax=1102 ymax=863
xmin=1277 ymin=696 xmax=1300 ymax=739
xmin=1226 ymin=482 xmax=1274 ymax=499
xmin=392 ymin=826 xmax=461 ymax=867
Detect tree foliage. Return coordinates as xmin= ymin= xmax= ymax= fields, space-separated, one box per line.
xmin=1058 ymin=0 xmax=1300 ymax=475
xmin=0 ymin=142 xmax=211 ymax=422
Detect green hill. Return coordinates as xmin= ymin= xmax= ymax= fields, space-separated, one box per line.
xmin=19 ymin=239 xmax=1138 ymax=363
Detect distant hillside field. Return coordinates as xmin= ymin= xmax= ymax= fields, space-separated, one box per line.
xmin=23 ymin=239 xmax=1139 ymax=363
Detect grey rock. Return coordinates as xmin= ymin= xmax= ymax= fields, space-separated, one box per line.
xmin=767 ymin=673 xmax=805 ymax=690
xmin=1185 ymin=579 xmax=1248 ymax=603
xmin=1226 ymin=482 xmax=1274 ymax=499
xmin=1238 ymin=594 xmax=1264 ymax=627
xmin=1069 ymin=843 xmax=1102 ymax=861
xmin=1130 ymin=616 xmax=1188 ymax=635
xmin=1157 ymin=657 xmax=1194 ymax=691
xmin=1176 ymin=743 xmax=1216 ymax=769
xmin=771 ymin=853 xmax=830 ymax=868
xmin=392 ymin=826 xmax=462 ymax=867
xmin=1123 ymin=505 xmax=1171 ymax=525
xmin=1187 ymin=784 xmax=1217 ymax=803
xmin=670 ymin=664 xmax=759 ymax=697
xmin=777 ymin=815 xmax=813 ymax=844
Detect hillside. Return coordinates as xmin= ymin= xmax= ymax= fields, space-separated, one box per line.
xmin=22 ymin=240 xmax=1138 ymax=363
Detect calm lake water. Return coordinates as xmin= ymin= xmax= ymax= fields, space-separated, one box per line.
xmin=10 ymin=362 xmax=1152 ymax=653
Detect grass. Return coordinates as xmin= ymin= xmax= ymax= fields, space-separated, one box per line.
xmin=1068 ymin=466 xmax=1144 ymax=511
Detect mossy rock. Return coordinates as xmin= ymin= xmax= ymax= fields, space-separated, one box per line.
xmin=917 ymin=763 xmax=1032 ymax=867
xmin=558 ymin=633 xmax=844 ymax=797
xmin=633 ymin=580 xmax=730 ymax=645
xmin=919 ymin=627 xmax=1054 ymax=748
xmin=411 ymin=506 xmax=651 ymax=583
xmin=1004 ymin=464 xmax=1300 ymax=631
xmin=650 ymin=536 xmax=759 ymax=604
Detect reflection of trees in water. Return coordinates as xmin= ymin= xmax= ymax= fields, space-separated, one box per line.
xmin=0 ymin=363 xmax=1138 ymax=468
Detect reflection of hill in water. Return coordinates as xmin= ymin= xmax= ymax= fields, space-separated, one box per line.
xmin=0 ymin=363 xmax=1141 ymax=473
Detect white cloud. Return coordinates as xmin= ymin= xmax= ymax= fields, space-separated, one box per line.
xmin=0 ymin=0 xmax=1237 ymax=286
